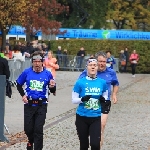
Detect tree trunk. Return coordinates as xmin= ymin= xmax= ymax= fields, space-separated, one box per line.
xmin=26 ymin=32 xmax=31 ymax=42
xmin=1 ymin=29 xmax=6 ymax=52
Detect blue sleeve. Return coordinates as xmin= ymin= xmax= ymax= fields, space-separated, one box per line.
xmin=111 ymin=70 xmax=119 ymax=86
xmin=16 ymin=70 xmax=28 ymax=85
xmin=103 ymin=80 xmax=108 ymax=92
xmin=73 ymin=80 xmax=81 ymax=94
xmin=78 ymin=70 xmax=87 ymax=79
xmin=113 ymin=57 xmax=116 ymax=64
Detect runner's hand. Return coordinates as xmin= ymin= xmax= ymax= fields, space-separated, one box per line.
xmin=81 ymin=95 xmax=91 ymax=102
xmin=22 ymin=95 xmax=28 ymax=103
xmin=49 ymin=79 xmax=55 ymax=88
xmin=112 ymin=93 xmax=117 ymax=104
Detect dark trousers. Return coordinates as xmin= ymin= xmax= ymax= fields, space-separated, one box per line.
xmin=75 ymin=114 xmax=101 ymax=150
xmin=131 ymin=64 xmax=136 ymax=75
xmin=24 ymin=104 xmax=47 ymax=150
xmin=124 ymin=61 xmax=128 ymax=72
xmin=77 ymin=57 xmax=84 ymax=68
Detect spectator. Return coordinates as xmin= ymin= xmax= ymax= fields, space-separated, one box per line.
xmin=6 ymin=39 xmax=12 ymax=50
xmin=12 ymin=45 xmax=25 ymax=62
xmin=119 ymin=50 xmax=126 ymax=73
xmin=106 ymin=50 xmax=116 ymax=69
xmin=124 ymin=47 xmax=129 ymax=72
xmin=63 ymin=49 xmax=68 ymax=68
xmin=0 ymin=54 xmax=10 ymax=80
xmin=3 ymin=45 xmax=13 ymax=59
xmin=56 ymin=46 xmax=62 ymax=66
xmin=129 ymin=50 xmax=139 ymax=77
xmin=0 ymin=54 xmax=11 ymax=98
xmin=77 ymin=47 xmax=86 ymax=69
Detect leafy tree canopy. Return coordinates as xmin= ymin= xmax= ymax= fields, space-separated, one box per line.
xmin=0 ymin=0 xmax=67 ymax=49
xmin=56 ymin=0 xmax=109 ymax=29
xmin=106 ymin=0 xmax=150 ymax=31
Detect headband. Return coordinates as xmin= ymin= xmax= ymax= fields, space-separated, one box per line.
xmin=86 ymin=58 xmax=97 ymax=65
xmin=32 ymin=55 xmax=43 ymax=62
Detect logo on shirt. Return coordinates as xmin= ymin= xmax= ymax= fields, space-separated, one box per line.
xmin=29 ymin=80 xmax=44 ymax=91
xmin=85 ymin=87 xmax=100 ymax=95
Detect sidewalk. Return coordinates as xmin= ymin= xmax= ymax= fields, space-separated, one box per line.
xmin=1 ymin=71 xmax=150 ymax=149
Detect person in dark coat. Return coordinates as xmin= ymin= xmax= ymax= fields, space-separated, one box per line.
xmin=0 ymin=55 xmax=10 ymax=79
xmin=77 ymin=47 xmax=86 ymax=69
xmin=124 ymin=47 xmax=129 ymax=72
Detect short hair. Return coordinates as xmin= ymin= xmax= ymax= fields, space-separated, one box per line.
xmin=31 ymin=51 xmax=44 ymax=62
xmin=95 ymin=51 xmax=107 ymax=59
xmin=106 ymin=50 xmax=111 ymax=54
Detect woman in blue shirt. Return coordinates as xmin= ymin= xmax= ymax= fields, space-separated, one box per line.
xmin=72 ymin=58 xmax=108 ymax=150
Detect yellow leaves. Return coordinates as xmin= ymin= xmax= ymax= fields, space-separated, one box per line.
xmin=0 ymin=0 xmax=41 ymax=29
xmin=106 ymin=0 xmax=150 ymax=29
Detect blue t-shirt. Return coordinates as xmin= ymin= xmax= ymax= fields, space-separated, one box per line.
xmin=73 ymin=76 xmax=107 ymax=117
xmin=16 ymin=67 xmax=54 ymax=103
xmin=106 ymin=57 xmax=116 ymax=69
xmin=79 ymin=67 xmax=119 ymax=100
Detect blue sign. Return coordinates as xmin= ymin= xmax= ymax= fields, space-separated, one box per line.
xmin=0 ymin=25 xmax=42 ymax=36
xmin=58 ymin=28 xmax=150 ymax=40
xmin=1 ymin=25 xmax=150 ymax=40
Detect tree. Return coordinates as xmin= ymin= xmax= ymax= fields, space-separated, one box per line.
xmin=0 ymin=0 xmax=68 ymax=50
xmin=56 ymin=0 xmax=109 ymax=29
xmin=106 ymin=0 xmax=150 ymax=30
xmin=23 ymin=0 xmax=68 ymax=41
xmin=0 ymin=0 xmax=29 ymax=50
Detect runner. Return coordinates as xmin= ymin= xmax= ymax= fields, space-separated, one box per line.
xmin=79 ymin=52 xmax=119 ymax=148
xmin=16 ymin=51 xmax=56 ymax=150
xmin=72 ymin=58 xmax=108 ymax=150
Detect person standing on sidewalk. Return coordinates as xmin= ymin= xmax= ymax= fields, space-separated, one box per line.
xmin=129 ymin=49 xmax=139 ymax=77
xmin=72 ymin=58 xmax=108 ymax=150
xmin=16 ymin=51 xmax=56 ymax=150
xmin=124 ymin=47 xmax=129 ymax=72
xmin=79 ymin=52 xmax=119 ymax=148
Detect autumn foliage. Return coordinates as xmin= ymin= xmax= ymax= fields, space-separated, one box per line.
xmin=0 ymin=0 xmax=68 ymax=49
xmin=106 ymin=0 xmax=150 ymax=30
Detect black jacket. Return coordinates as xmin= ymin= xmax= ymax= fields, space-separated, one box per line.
xmin=0 ymin=56 xmax=10 ymax=79
xmin=77 ymin=50 xmax=85 ymax=57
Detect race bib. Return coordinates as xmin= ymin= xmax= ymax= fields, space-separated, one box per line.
xmin=84 ymin=98 xmax=100 ymax=110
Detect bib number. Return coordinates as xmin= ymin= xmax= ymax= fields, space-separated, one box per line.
xmin=84 ymin=98 xmax=100 ymax=110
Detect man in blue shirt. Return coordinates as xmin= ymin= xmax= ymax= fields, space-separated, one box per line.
xmin=16 ymin=51 xmax=56 ymax=150
xmin=79 ymin=51 xmax=119 ymax=148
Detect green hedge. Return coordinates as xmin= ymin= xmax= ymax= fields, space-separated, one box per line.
xmin=48 ymin=39 xmax=150 ymax=74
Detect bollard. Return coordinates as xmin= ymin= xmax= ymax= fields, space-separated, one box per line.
xmin=0 ymin=75 xmax=9 ymax=142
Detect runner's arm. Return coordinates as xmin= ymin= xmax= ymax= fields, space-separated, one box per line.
xmin=72 ymin=91 xmax=83 ymax=104
xmin=16 ymin=82 xmax=25 ymax=97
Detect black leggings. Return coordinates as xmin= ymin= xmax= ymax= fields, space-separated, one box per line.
xmin=131 ymin=64 xmax=136 ymax=75
xmin=75 ymin=114 xmax=101 ymax=150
